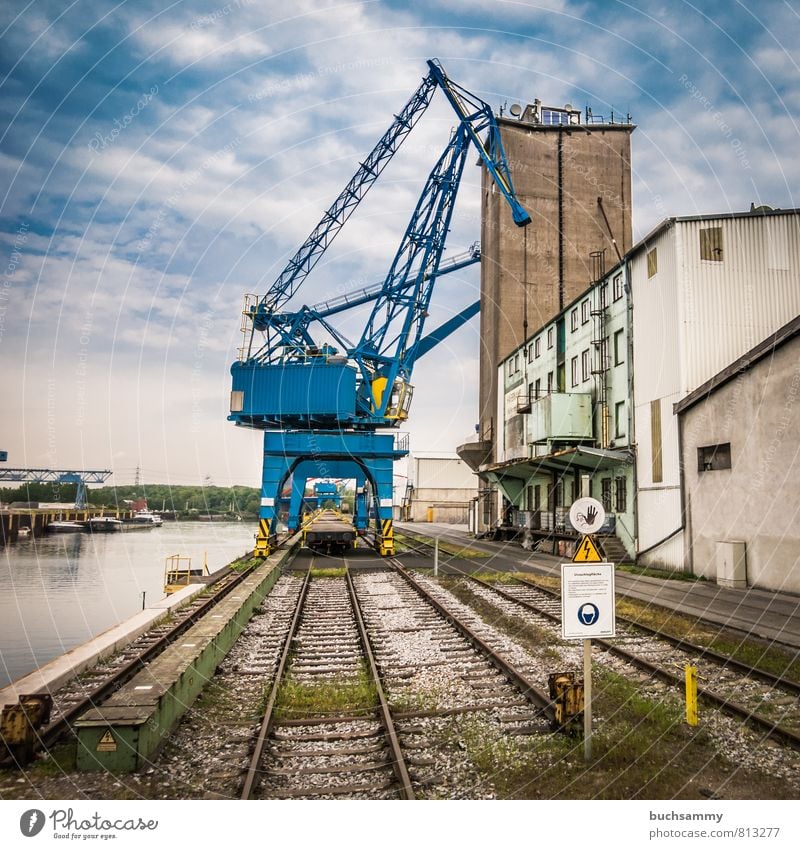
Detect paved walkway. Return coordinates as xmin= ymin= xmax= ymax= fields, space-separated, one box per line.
xmin=396 ymin=522 xmax=800 ymax=649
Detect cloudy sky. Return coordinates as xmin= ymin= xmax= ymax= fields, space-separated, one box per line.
xmin=0 ymin=0 xmax=797 ymax=488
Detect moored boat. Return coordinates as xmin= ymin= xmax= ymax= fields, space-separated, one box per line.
xmin=47 ymin=520 xmax=83 ymax=533
xmin=122 ymin=509 xmax=163 ymax=528
xmin=85 ymin=516 xmax=123 ymax=533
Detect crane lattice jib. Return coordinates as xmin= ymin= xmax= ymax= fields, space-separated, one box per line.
xmin=426 ymin=59 xmax=530 ymax=227
xmin=252 ymin=73 xmax=438 ymax=325
xmin=352 ymin=125 xmax=471 ymax=419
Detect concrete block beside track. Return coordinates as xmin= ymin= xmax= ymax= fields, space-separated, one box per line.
xmin=74 ymin=542 xmax=297 ymax=772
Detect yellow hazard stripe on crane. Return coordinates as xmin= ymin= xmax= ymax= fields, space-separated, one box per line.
xmin=382 ymin=519 xmax=393 ymax=539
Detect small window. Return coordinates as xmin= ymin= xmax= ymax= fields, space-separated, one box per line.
xmin=581 ymin=349 xmax=590 ymax=382
xmin=547 ymin=327 xmax=554 ymax=349
xmin=614 ymin=328 xmax=625 ymax=366
xmin=614 ymin=477 xmax=627 ymax=513
xmin=570 ymin=308 xmax=578 ymax=332
xmin=647 ymin=248 xmax=658 ymax=278
xmin=615 ymin=401 xmax=626 ymax=438
xmin=534 ymin=337 xmax=541 ymax=358
xmin=600 ymin=283 xmax=608 ymax=309
xmin=534 ymin=484 xmax=541 ymax=511
xmin=547 ymin=371 xmax=554 ymax=393
xmin=613 ymin=273 xmax=624 ymax=301
xmin=700 ymin=227 xmax=723 ymax=262
xmin=534 ymin=378 xmax=541 ymax=399
xmin=698 ymin=443 xmax=731 ymax=472
xmin=581 ymin=300 xmax=590 ymax=324
xmin=570 ymin=356 xmax=578 ymax=387
xmin=514 ymin=354 xmax=519 ymax=373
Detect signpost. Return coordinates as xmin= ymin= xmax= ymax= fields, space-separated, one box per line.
xmin=562 ymin=497 xmax=616 ymax=761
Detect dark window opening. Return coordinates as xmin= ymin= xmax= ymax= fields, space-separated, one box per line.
xmin=698 ymin=443 xmax=731 ymax=472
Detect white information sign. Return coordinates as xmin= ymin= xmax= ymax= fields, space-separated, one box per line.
xmin=568 ymin=497 xmax=606 ymax=534
xmin=561 ymin=562 xmax=616 ymax=639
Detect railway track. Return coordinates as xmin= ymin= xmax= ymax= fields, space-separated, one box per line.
xmin=5 ymin=555 xmax=258 ymax=764
xmin=242 ymin=564 xmax=413 ymax=799
xmin=241 ymin=553 xmax=564 ymax=799
xmin=431 ymin=565 xmax=800 ymax=752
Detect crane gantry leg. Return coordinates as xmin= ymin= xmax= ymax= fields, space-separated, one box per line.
xmin=255 ymin=431 xmax=406 ymax=558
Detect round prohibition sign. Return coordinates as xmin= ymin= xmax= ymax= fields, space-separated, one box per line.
xmin=569 ymin=497 xmax=606 ymax=534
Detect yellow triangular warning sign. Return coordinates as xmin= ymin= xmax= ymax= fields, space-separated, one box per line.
xmin=96 ymin=730 xmax=117 ymax=752
xmin=572 ymin=535 xmax=604 ymax=562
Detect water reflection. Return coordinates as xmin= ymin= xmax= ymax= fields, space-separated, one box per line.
xmin=0 ymin=522 xmax=255 ymax=688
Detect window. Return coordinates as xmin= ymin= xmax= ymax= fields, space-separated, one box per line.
xmin=651 ymin=399 xmax=663 ymax=483
xmin=600 ymin=282 xmax=609 ymax=309
xmin=534 ymin=485 xmax=541 ymax=511
xmin=615 ymin=401 xmax=626 ymax=438
xmin=615 ymin=477 xmax=627 ymax=513
xmin=698 ymin=443 xmax=732 ymax=472
xmin=547 ymin=327 xmax=554 ymax=349
xmin=700 ymin=227 xmax=723 ymax=262
xmin=547 ymin=371 xmax=554 ymax=393
xmin=614 ymin=328 xmax=625 ymax=366
xmin=647 ymin=248 xmax=658 ymax=278
xmin=581 ymin=300 xmax=590 ymax=324
xmin=528 ymin=381 xmax=534 ymax=403
xmin=534 ymin=337 xmax=541 ymax=358
xmin=581 ymin=349 xmax=590 ymax=382
xmin=526 ymin=485 xmax=534 ymax=511
xmin=571 ymin=356 xmax=579 ymax=387
xmin=613 ymin=273 xmax=624 ymax=301
xmin=601 ymin=478 xmax=612 ymax=512
xmin=570 ymin=308 xmax=578 ymax=332
xmin=534 ymin=378 xmax=541 ymax=399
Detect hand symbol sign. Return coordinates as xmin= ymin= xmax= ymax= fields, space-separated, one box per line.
xmin=585 ymin=505 xmax=597 ymax=525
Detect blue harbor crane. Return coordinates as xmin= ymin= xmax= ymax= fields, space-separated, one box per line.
xmin=229 ymin=59 xmax=530 ymax=556
xmin=0 ymin=469 xmax=112 ymax=508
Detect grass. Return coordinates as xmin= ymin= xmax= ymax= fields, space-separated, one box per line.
xmin=274 ymin=668 xmax=377 ymax=720
xmin=395 ymin=532 xmax=489 ymax=559
xmin=616 ymin=598 xmax=800 ymax=684
xmin=615 ymin=562 xmax=706 ymax=582
xmin=308 ymin=567 xmax=348 ymax=578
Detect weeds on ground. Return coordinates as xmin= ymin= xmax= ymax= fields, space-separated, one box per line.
xmin=274 ymin=668 xmax=377 ymax=720
xmin=308 ymin=567 xmax=347 ymax=578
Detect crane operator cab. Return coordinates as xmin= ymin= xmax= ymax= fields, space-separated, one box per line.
xmin=371 ymin=376 xmax=413 ymax=421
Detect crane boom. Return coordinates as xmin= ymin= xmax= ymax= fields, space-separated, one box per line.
xmin=248 ymin=73 xmax=438 ymax=335
xmin=229 ymin=59 xmax=531 ymax=559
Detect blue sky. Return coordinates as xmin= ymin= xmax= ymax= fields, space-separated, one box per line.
xmin=0 ymin=0 xmax=797 ymax=487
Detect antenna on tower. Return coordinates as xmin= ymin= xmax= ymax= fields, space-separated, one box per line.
xmin=134 ymin=465 xmax=141 ymax=489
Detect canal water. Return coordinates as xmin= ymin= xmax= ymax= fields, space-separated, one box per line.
xmin=0 ymin=521 xmax=255 ymax=689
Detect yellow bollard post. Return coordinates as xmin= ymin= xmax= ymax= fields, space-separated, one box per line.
xmin=685 ymin=664 xmax=698 ymax=726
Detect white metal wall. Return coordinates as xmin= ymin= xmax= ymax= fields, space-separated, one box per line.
xmin=678 ymin=214 xmax=800 ymax=392
xmin=413 ymin=456 xmax=477 ymax=489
